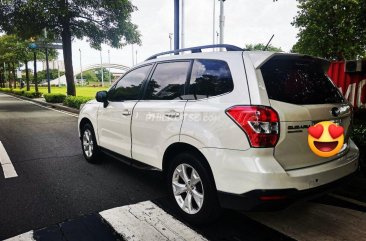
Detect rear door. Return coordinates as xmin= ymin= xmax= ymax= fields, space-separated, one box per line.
xmin=131 ymin=61 xmax=191 ymax=168
xmin=260 ymin=55 xmax=351 ymax=170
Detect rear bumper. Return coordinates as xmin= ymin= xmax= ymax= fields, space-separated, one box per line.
xmin=217 ymin=172 xmax=355 ymax=211
xmin=201 ymin=139 xmax=359 ymax=210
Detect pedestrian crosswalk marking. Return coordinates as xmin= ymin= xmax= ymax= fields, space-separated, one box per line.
xmin=0 ymin=141 xmax=18 ymax=179
xmin=4 ymin=200 xmax=366 ymax=241
xmin=3 ymin=231 xmax=34 ymax=241
xmin=100 ymin=201 xmax=207 ymax=241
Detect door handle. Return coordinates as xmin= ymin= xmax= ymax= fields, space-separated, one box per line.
xmin=165 ymin=111 xmax=180 ymax=118
xmin=122 ymin=110 xmax=131 ymax=116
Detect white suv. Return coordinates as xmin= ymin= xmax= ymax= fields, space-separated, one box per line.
xmin=78 ymin=45 xmax=359 ymax=224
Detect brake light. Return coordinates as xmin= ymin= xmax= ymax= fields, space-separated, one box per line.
xmin=225 ymin=106 xmax=280 ymax=147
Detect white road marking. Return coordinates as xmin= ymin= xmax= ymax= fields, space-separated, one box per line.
xmin=3 ymin=231 xmax=35 ymax=241
xmin=247 ymin=202 xmax=366 ymax=241
xmin=100 ymin=201 xmax=207 ymax=241
xmin=2 ymin=93 xmax=79 ymax=118
xmin=0 ymin=141 xmax=18 ymax=178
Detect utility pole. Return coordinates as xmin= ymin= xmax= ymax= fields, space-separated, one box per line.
xmin=219 ymin=0 xmax=226 ymax=50
xmin=79 ymin=48 xmax=83 ymax=86
xmin=100 ymin=50 xmax=104 ymax=87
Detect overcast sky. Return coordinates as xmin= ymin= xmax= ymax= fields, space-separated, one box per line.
xmin=58 ymin=0 xmax=299 ymax=72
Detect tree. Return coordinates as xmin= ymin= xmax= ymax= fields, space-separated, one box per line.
xmin=35 ymin=69 xmax=65 ymax=84
xmin=0 ymin=35 xmax=22 ymax=89
xmin=292 ymin=0 xmax=366 ymax=60
xmin=95 ymin=68 xmax=114 ymax=83
xmin=245 ymin=43 xmax=283 ymax=52
xmin=0 ymin=34 xmax=58 ymax=90
xmin=76 ymin=70 xmax=98 ymax=84
xmin=0 ymin=0 xmax=141 ymax=95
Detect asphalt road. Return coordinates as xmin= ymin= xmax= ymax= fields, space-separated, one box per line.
xmin=0 ymin=93 xmax=365 ymax=241
xmin=0 ymin=94 xmax=166 ymax=239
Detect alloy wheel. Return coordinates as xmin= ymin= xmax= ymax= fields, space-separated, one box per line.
xmin=82 ymin=129 xmax=94 ymax=158
xmin=172 ymin=163 xmax=204 ymax=214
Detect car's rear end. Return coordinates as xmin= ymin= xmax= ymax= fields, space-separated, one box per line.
xmin=215 ymin=52 xmax=359 ymax=210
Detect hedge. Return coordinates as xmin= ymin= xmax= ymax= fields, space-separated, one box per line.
xmin=11 ymin=89 xmax=24 ymax=95
xmin=23 ymin=91 xmax=42 ymax=98
xmin=63 ymin=96 xmax=93 ymax=109
xmin=0 ymin=88 xmax=12 ymax=93
xmin=44 ymin=93 xmax=67 ymax=103
xmin=0 ymin=88 xmax=42 ymax=98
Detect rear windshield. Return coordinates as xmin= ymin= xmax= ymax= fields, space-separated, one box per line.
xmin=260 ymin=56 xmax=344 ymax=105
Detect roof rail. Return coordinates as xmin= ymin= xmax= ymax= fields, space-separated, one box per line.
xmin=145 ymin=44 xmax=244 ymax=61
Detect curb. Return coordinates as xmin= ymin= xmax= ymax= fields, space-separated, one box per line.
xmin=1 ymin=92 xmax=80 ymax=114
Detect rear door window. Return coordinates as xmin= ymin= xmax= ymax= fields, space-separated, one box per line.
xmin=260 ymin=56 xmax=344 ymax=105
xmin=144 ymin=61 xmax=190 ymax=100
xmin=188 ymin=59 xmax=233 ymax=99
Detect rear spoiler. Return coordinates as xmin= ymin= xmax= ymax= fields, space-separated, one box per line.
xmin=248 ymin=52 xmax=330 ymax=72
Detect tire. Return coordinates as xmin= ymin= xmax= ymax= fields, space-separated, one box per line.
xmin=167 ymin=152 xmax=221 ymax=225
xmin=80 ymin=123 xmax=100 ymax=163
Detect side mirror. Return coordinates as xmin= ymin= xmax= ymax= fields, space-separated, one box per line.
xmin=96 ymin=91 xmax=109 ymax=107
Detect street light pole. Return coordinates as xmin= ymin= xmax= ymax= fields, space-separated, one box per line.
xmin=100 ymin=50 xmax=104 ymax=87
xmin=169 ymin=33 xmax=173 ymax=52
xmin=135 ymin=50 xmax=138 ymax=65
xmin=216 ymin=31 xmax=220 ymax=51
xmin=79 ymin=48 xmax=83 ymax=86
xmin=33 ymin=51 xmax=38 ymax=93
xmin=57 ymin=60 xmax=61 ymax=87
xmin=46 ymin=48 xmax=51 ymax=93
xmin=213 ymin=0 xmax=216 ymax=47
xmin=219 ymin=0 xmax=226 ymax=50
xmin=181 ymin=0 xmax=185 ymax=49
xmin=174 ymin=0 xmax=179 ymax=51
xmin=131 ymin=44 xmax=135 ymax=66
xmin=108 ymin=49 xmax=111 ymax=86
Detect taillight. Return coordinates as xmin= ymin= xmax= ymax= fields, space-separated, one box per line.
xmin=225 ymin=106 xmax=280 ymax=147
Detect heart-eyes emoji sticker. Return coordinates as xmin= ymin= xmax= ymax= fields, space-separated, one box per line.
xmin=308 ymin=121 xmax=344 ymax=157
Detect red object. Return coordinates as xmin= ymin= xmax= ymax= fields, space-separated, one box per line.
xmin=329 ymin=124 xmax=344 ymax=139
xmin=328 ymin=61 xmax=366 ymax=108
xmin=308 ymin=125 xmax=324 ymax=139
xmin=226 ymin=106 xmax=279 ymax=148
xmin=259 ymin=195 xmax=287 ymax=201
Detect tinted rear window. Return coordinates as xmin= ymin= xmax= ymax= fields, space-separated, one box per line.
xmin=261 ymin=56 xmax=344 ymax=105
xmin=188 ymin=59 xmax=233 ymax=99
xmin=144 ymin=61 xmax=190 ymax=100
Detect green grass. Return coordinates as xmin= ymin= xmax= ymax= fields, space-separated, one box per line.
xmin=29 ymin=86 xmax=109 ymax=98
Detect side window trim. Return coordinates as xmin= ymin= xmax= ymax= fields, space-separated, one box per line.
xmin=140 ymin=62 xmax=158 ymax=101
xmin=184 ymin=60 xmax=194 ymax=99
